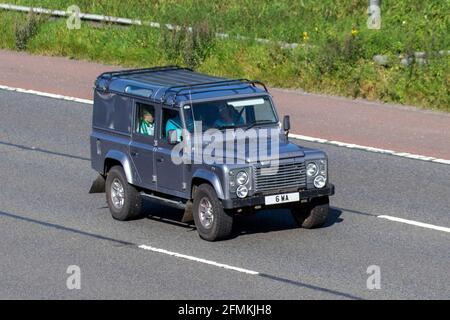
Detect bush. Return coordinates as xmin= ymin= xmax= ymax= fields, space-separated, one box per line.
xmin=160 ymin=21 xmax=215 ymax=68
xmin=14 ymin=11 xmax=45 ymax=50
xmin=315 ymin=34 xmax=363 ymax=75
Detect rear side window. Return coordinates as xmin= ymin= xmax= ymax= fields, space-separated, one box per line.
xmin=93 ymin=92 xmax=132 ymax=133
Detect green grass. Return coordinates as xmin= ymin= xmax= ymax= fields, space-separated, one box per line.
xmin=0 ymin=1 xmax=449 ymax=111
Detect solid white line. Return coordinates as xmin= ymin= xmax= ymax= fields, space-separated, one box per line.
xmin=138 ymin=244 xmax=260 ymax=275
xmin=0 ymin=84 xmax=93 ymax=104
xmin=1 ymin=84 xmax=449 ymax=166
xmin=289 ymin=133 xmax=449 ymax=165
xmin=378 ymin=215 xmax=450 ymax=233
xmin=433 ymin=159 xmax=450 ymax=165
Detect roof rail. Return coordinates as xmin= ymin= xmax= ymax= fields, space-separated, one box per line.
xmin=162 ymin=79 xmax=268 ymax=103
xmin=98 ymin=65 xmax=192 ymax=80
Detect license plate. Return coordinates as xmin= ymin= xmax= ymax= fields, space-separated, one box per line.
xmin=265 ymin=192 xmax=300 ymax=205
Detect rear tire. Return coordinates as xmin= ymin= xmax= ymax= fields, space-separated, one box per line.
xmin=193 ymin=184 xmax=233 ymax=241
xmin=292 ymin=196 xmax=329 ymax=229
xmin=105 ymin=166 xmax=143 ymax=221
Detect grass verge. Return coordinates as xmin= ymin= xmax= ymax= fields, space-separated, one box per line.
xmin=0 ymin=1 xmax=449 ymax=111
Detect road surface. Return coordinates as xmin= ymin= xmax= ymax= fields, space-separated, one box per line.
xmin=0 ymin=90 xmax=448 ymax=299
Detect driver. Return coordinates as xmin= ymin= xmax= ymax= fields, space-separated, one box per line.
xmin=213 ymin=104 xmax=243 ymax=128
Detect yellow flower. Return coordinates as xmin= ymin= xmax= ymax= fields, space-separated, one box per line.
xmin=303 ymin=31 xmax=309 ymax=42
xmin=351 ymin=27 xmax=358 ymax=37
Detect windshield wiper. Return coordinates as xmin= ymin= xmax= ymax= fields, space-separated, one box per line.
xmin=245 ymin=120 xmax=276 ymax=130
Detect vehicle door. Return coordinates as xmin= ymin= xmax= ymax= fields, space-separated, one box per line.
xmin=129 ymin=101 xmax=157 ymax=189
xmin=154 ymin=107 xmax=185 ymax=196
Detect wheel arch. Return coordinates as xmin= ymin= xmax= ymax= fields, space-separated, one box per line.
xmin=191 ymin=170 xmax=225 ymax=200
xmin=103 ymin=150 xmax=134 ymax=184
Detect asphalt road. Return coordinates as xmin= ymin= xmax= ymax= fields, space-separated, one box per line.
xmin=0 ymin=90 xmax=449 ymax=299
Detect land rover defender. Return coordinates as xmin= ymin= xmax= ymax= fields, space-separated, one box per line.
xmin=89 ymin=66 xmax=335 ymax=241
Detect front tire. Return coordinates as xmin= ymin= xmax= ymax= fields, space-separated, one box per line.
xmin=193 ymin=184 xmax=233 ymax=241
xmin=105 ymin=165 xmax=143 ymax=221
xmin=292 ymin=196 xmax=329 ymax=229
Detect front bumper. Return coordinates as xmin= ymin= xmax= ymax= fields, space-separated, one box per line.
xmin=222 ymin=184 xmax=335 ymax=209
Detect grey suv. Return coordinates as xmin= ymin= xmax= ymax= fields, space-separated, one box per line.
xmin=89 ymin=66 xmax=335 ymax=241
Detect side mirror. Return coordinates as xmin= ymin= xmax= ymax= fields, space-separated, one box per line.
xmin=283 ymin=115 xmax=290 ymax=138
xmin=168 ymin=129 xmax=182 ymax=145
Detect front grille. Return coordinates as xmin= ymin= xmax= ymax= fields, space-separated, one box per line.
xmin=254 ymin=162 xmax=306 ymax=193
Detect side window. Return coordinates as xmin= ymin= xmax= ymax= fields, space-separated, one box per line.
xmin=253 ymin=104 xmax=274 ymax=121
xmin=135 ymin=103 xmax=155 ymax=137
xmin=161 ymin=108 xmax=182 ymax=141
xmin=93 ymin=92 xmax=132 ymax=133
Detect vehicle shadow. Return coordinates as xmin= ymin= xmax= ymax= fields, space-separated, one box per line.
xmin=142 ymin=199 xmax=196 ymax=230
xmin=139 ymin=198 xmax=343 ymax=238
xmin=323 ymin=207 xmax=344 ymax=227
xmin=230 ymin=207 xmax=343 ymax=238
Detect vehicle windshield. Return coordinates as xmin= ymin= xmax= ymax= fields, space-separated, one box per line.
xmin=183 ymin=96 xmax=278 ymax=133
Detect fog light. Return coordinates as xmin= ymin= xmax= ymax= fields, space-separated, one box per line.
xmin=236 ymin=185 xmax=248 ymax=198
xmin=314 ymin=175 xmax=326 ymax=188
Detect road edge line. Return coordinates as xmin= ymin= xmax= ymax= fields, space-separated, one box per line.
xmin=289 ymin=133 xmax=450 ymax=165
xmin=0 ymin=84 xmax=93 ymax=104
xmin=377 ymin=215 xmax=450 ymax=233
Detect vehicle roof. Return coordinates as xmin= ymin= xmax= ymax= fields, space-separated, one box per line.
xmin=94 ymin=66 xmax=268 ymax=106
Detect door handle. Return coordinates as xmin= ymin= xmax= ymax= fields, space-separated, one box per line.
xmin=157 ymin=157 xmax=164 ymax=163
xmin=131 ymin=151 xmax=139 ymax=157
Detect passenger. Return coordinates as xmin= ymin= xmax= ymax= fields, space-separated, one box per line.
xmin=139 ymin=108 xmax=155 ymax=136
xmin=165 ymin=114 xmax=183 ymax=141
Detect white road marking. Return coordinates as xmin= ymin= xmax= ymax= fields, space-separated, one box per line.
xmin=433 ymin=159 xmax=450 ymax=165
xmin=289 ymin=133 xmax=450 ymax=165
xmin=0 ymin=85 xmax=93 ymax=105
xmin=378 ymin=215 xmax=450 ymax=233
xmin=1 ymin=84 xmax=449 ymax=166
xmin=138 ymin=244 xmax=260 ymax=275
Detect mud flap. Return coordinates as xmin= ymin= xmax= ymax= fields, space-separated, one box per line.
xmin=89 ymin=175 xmax=106 ymax=194
xmin=181 ymin=200 xmax=194 ymax=223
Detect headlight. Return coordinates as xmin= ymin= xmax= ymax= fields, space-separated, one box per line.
xmin=236 ymin=171 xmax=248 ymax=185
xmin=306 ymin=163 xmax=318 ymax=177
xmin=314 ymin=175 xmax=326 ymax=188
xmin=236 ymin=185 xmax=248 ymax=198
